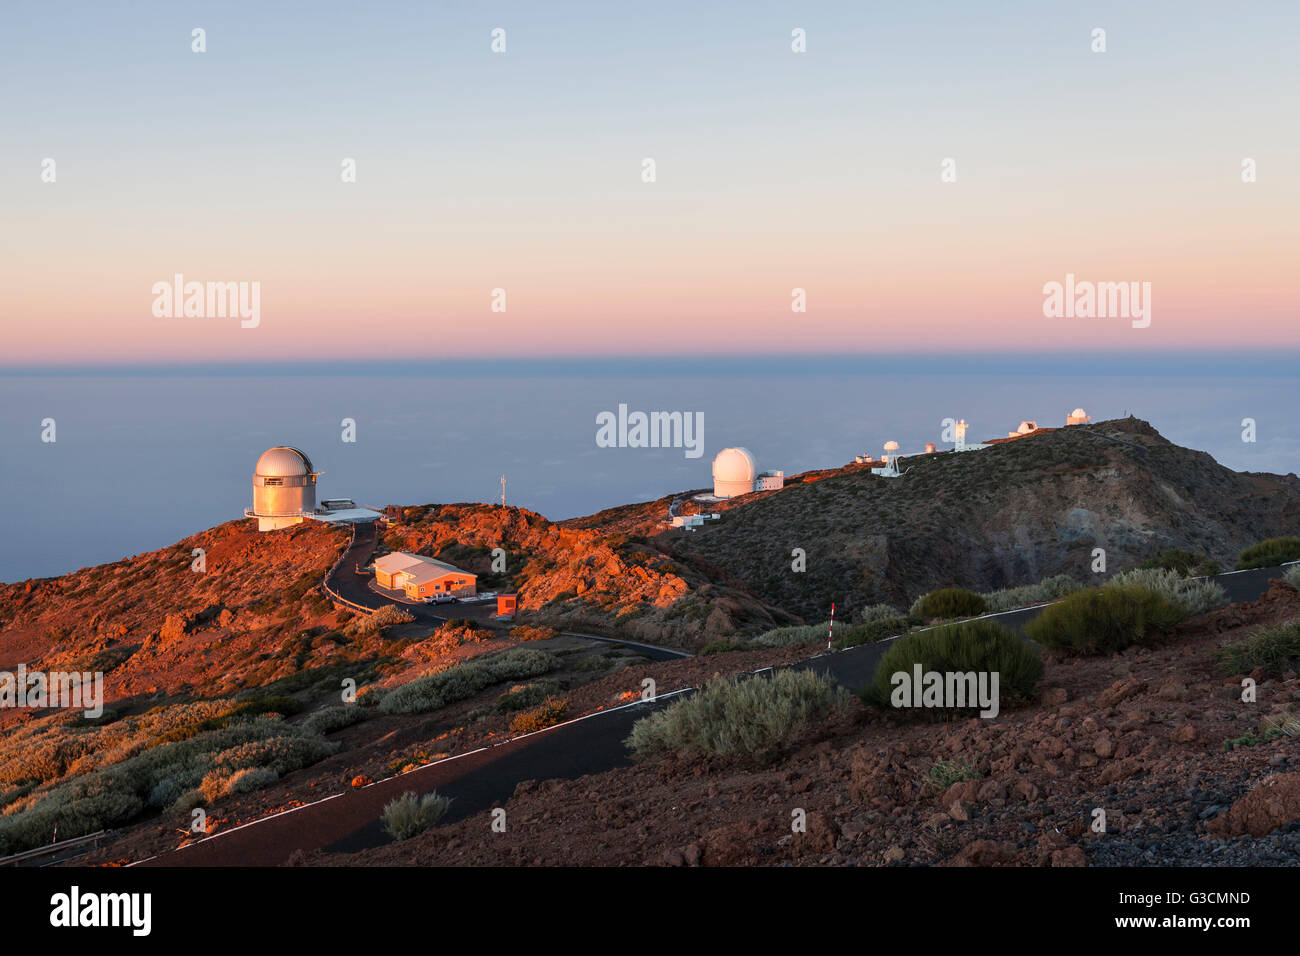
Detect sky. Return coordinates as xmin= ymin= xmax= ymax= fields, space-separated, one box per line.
xmin=1 ymin=0 xmax=1298 ymax=364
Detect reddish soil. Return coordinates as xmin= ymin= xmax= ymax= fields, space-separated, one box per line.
xmin=305 ymin=582 xmax=1300 ymax=867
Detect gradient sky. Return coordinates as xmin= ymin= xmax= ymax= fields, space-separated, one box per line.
xmin=2 ymin=0 xmax=1298 ymax=364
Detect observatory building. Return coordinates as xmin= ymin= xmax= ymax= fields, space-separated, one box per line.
xmin=1066 ymin=407 xmax=1091 ymax=425
xmin=246 ymin=446 xmax=319 ymax=531
xmin=711 ymin=447 xmax=784 ymax=499
xmin=245 ymin=446 xmax=381 ymax=531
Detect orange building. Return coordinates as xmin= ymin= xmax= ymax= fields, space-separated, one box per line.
xmin=373 ymin=553 xmax=477 ymax=600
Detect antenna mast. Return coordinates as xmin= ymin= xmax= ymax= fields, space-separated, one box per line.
xmin=500 ymin=474 xmax=507 ymax=508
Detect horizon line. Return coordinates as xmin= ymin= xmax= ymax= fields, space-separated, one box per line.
xmin=4 ymin=349 xmax=1300 ymax=379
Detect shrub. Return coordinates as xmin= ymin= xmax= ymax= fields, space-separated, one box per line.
xmin=344 ymin=604 xmax=415 ymax=638
xmin=910 ymin=588 xmax=987 ymax=620
xmin=509 ymin=696 xmax=568 ymax=734
xmin=1024 ymin=583 xmax=1185 ymax=655
xmin=300 ymin=705 xmax=366 ymax=736
xmin=381 ymin=790 xmax=453 ymax=841
xmin=860 ymin=603 xmax=903 ymax=623
xmin=379 ymin=649 xmax=558 ymax=715
xmin=833 ymin=617 xmax=916 ymax=650
xmin=1237 ymin=537 xmax=1300 ymax=571
xmin=1107 ymin=567 xmax=1227 ymax=616
xmin=981 ymin=575 xmax=1083 ymax=614
xmin=233 ymin=695 xmax=303 ymax=718
xmin=865 ymin=619 xmax=1042 ymax=711
xmin=495 ymin=683 xmax=557 ymax=713
xmin=1139 ymin=548 xmax=1221 ymax=577
xmin=926 ymin=759 xmax=981 ymax=790
xmin=625 ymin=669 xmax=851 ymax=766
xmin=1287 ymin=565 xmax=1300 ymax=590
xmin=227 ymin=766 xmax=278 ymax=794
xmin=509 ymin=625 xmax=558 ymax=642
xmin=750 ymin=621 xmax=831 ymax=648
xmin=699 ymin=640 xmax=749 ymax=656
xmin=1215 ymin=619 xmax=1300 ymax=677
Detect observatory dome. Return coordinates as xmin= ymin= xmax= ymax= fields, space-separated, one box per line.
xmin=249 ymin=446 xmax=319 ymax=529
xmin=712 ymin=446 xmax=758 ymax=498
xmin=1067 ymin=407 xmax=1091 ymax=425
xmin=883 ymin=440 xmax=900 ymax=452
xmin=255 ymin=446 xmax=315 ymax=477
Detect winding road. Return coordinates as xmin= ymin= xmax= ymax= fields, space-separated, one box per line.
xmin=136 ymin=556 xmax=1294 ymax=867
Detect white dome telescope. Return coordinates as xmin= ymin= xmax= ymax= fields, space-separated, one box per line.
xmin=248 ymin=446 xmax=319 ymax=530
xmin=712 ymin=446 xmax=758 ymax=498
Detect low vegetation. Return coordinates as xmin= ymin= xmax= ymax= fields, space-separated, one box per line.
xmin=1138 ymin=548 xmax=1221 ymax=577
xmin=625 ymin=669 xmax=851 ymax=766
xmin=832 ymin=616 xmax=917 ymax=650
xmin=0 ymin=701 xmax=343 ymax=856
xmin=1237 ymin=536 xmax=1300 ymax=571
xmin=750 ymin=621 xmax=832 ymax=648
xmin=378 ymin=649 xmax=559 ymax=716
xmin=344 ymin=604 xmax=415 ymax=638
xmin=910 ymin=587 xmax=988 ymax=620
xmin=1024 ymin=583 xmax=1185 ymax=655
xmin=381 ymin=790 xmax=453 ymax=841
xmin=926 ymin=759 xmax=982 ymax=790
xmin=979 ymin=574 xmax=1081 ymax=614
xmin=1284 ymin=565 xmax=1300 ymax=590
xmin=860 ymin=603 xmax=904 ymax=623
xmin=508 ymin=696 xmax=569 ymax=734
xmin=865 ymin=620 xmax=1042 ymax=712
xmin=1215 ymin=619 xmax=1300 ymax=678
xmin=1107 ymin=567 xmax=1227 ymax=616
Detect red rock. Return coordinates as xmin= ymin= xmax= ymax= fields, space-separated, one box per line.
xmin=1050 ymin=846 xmax=1087 ymax=867
xmin=1208 ymin=773 xmax=1300 ymax=838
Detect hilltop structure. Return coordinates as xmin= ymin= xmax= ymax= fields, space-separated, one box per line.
xmin=710 ymin=447 xmax=784 ymax=498
xmin=245 ymin=445 xmax=380 ymax=531
xmin=373 ymin=552 xmax=477 ymax=600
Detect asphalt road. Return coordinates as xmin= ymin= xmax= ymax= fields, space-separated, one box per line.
xmin=137 ymin=561 xmax=1294 ymax=866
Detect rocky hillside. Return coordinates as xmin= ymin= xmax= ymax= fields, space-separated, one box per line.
xmin=619 ymin=418 xmax=1300 ymax=622
xmin=378 ymin=504 xmax=798 ymax=648
xmin=0 ymin=520 xmax=353 ymax=723
xmin=324 ymin=578 xmax=1300 ymax=868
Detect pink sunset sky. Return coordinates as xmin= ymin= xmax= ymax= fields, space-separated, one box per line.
xmin=3 ymin=1 xmax=1297 ymax=365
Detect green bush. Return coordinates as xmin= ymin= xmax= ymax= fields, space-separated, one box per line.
xmin=981 ymin=575 xmax=1082 ymax=613
xmin=910 ymin=588 xmax=987 ymax=620
xmin=699 ymin=640 xmax=749 ymax=656
xmin=379 ymin=649 xmax=558 ymax=715
xmin=1237 ymin=537 xmax=1300 ymax=571
xmin=1139 ymin=548 xmax=1221 ymax=577
xmin=1215 ymin=619 xmax=1300 ymax=677
xmin=1286 ymin=565 xmax=1300 ymax=590
xmin=865 ymin=619 xmax=1042 ymax=711
xmin=382 ymin=790 xmax=453 ymax=841
xmin=860 ymin=603 xmax=903 ymax=623
xmin=832 ymin=616 xmax=916 ymax=650
xmin=750 ymin=622 xmax=831 ymax=648
xmin=1107 ymin=567 xmax=1227 ymax=616
xmin=1023 ymin=583 xmax=1185 ymax=655
xmin=625 ymin=669 xmax=851 ymax=766
xmin=299 ymin=705 xmax=366 ymax=736
xmin=926 ymin=759 xmax=981 ymax=790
